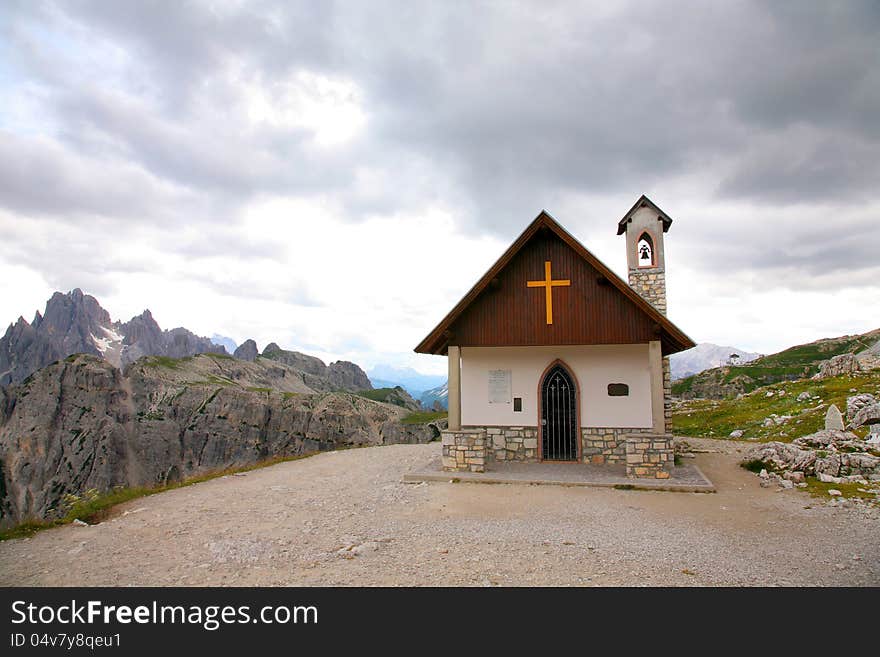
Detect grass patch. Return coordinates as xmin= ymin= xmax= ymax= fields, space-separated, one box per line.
xmin=192 ymin=375 xmax=235 ymax=387
xmin=401 ymin=411 xmax=447 ymax=425
xmin=0 ymin=452 xmax=320 ymax=542
xmin=802 ymin=477 xmax=879 ymax=502
xmin=613 ymin=484 xmax=635 ymax=490
xmin=356 ymin=388 xmax=400 ymax=402
xmin=144 ymin=356 xmax=186 ymax=370
xmin=202 ymin=352 xmax=233 ymax=360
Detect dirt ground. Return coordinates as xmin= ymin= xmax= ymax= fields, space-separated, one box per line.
xmin=1 ymin=438 xmax=877 ymax=586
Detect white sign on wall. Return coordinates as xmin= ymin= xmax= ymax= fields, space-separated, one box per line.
xmin=488 ymin=369 xmax=512 ymax=404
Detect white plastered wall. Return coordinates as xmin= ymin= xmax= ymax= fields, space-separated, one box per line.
xmin=460 ymin=344 xmax=652 ymax=428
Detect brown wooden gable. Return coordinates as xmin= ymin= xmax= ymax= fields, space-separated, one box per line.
xmin=414 ymin=210 xmax=695 ymax=356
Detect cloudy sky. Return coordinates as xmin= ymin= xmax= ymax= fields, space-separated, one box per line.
xmin=1 ymin=1 xmax=878 ymax=375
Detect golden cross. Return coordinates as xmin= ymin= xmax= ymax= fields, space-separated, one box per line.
xmin=527 ymin=260 xmax=570 ymax=325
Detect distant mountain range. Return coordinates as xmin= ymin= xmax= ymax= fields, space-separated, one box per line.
xmin=670 ymin=343 xmax=760 ymax=381
xmin=420 ymin=382 xmax=449 ymax=410
xmin=0 ymin=290 xmax=375 ymax=394
xmin=367 ymin=364 xmax=446 ymax=396
xmin=0 ymin=289 xmax=225 ymax=386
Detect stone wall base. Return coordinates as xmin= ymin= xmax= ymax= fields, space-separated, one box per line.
xmin=462 ymin=425 xmax=660 ymax=466
xmin=479 ymin=426 xmax=539 ymax=462
xmin=625 ymin=434 xmax=674 ymax=479
xmin=441 ymin=429 xmax=487 ymax=473
xmin=581 ymin=427 xmax=654 ymax=465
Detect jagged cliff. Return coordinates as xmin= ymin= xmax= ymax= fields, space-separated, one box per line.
xmin=259 ymin=342 xmax=372 ymax=393
xmin=0 ymin=354 xmax=440 ymax=526
xmin=0 ymin=289 xmax=224 ymax=386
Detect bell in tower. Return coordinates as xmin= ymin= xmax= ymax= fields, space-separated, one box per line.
xmin=616 ymin=194 xmax=673 ymax=316
xmin=637 ymin=234 xmax=653 ymax=267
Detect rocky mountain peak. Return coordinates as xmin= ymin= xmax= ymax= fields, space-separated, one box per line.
xmin=0 ymin=291 xmax=227 ymax=385
xmin=233 ymin=339 xmax=259 ymax=362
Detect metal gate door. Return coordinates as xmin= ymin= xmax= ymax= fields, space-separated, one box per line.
xmin=541 ymin=364 xmax=578 ymax=461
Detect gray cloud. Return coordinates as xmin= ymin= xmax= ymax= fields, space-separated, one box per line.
xmin=6 ymin=1 xmax=877 ymax=222
xmin=0 ymin=0 xmax=878 ymax=346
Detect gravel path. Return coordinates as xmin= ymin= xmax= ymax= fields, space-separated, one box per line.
xmin=1 ymin=439 xmax=878 ymax=586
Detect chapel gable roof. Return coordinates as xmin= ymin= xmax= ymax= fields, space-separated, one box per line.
xmin=414 ymin=209 xmax=694 ymax=356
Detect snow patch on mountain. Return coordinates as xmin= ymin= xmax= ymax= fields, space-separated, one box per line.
xmin=91 ymin=325 xmax=125 ymax=367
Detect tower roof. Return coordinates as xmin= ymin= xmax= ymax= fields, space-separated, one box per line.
xmin=617 ymin=194 xmax=673 ymax=235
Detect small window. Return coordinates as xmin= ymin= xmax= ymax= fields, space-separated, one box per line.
xmin=608 ymin=383 xmax=629 ymax=397
xmin=513 ymin=397 xmax=522 ymax=412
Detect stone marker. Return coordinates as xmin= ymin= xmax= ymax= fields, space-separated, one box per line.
xmin=825 ymin=404 xmax=844 ymax=431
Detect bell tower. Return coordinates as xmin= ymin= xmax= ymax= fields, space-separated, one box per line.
xmin=618 ymin=194 xmax=675 ymax=433
xmin=617 ymin=194 xmax=673 ymax=316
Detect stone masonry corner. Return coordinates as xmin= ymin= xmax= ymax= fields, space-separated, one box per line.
xmin=625 ymin=433 xmax=674 ymax=479
xmin=441 ymin=429 xmax=487 ymax=473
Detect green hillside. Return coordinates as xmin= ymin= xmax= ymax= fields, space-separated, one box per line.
xmin=672 ymin=328 xmax=880 ymax=399
xmin=673 ymin=370 xmax=880 ymax=442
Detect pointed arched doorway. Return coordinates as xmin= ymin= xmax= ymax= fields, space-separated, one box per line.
xmin=539 ymin=361 xmax=579 ymax=461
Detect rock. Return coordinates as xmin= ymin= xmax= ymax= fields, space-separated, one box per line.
xmin=765 ymin=391 xmax=774 ymax=397
xmin=779 ymin=479 xmax=794 ymax=489
xmin=825 ymin=404 xmax=845 ymax=431
xmin=351 ymin=541 xmax=380 ymax=555
xmin=792 ymin=429 xmax=858 ymax=449
xmin=856 ymin=339 xmax=880 ymax=372
xmin=846 ymin=394 xmax=876 ymax=423
xmin=327 ymin=361 xmax=373 ymax=392
xmin=763 ymin=414 xmax=792 ymax=427
xmin=233 ymin=339 xmax=259 ymax=362
xmin=783 ymin=471 xmax=805 ymax=484
xmin=839 ymin=452 xmax=880 ymax=476
xmin=746 ymin=442 xmax=816 ymax=474
xmin=72 ymin=518 xmax=89 ymax=526
xmin=729 ymin=429 xmax=744 ymax=438
xmin=815 ymin=454 xmax=841 ymax=477
xmin=797 ymin=391 xmax=811 ymax=402
xmin=818 ymin=353 xmax=861 ymax=378
xmin=850 ymin=403 xmax=880 ymax=429
xmin=778 ymin=390 xmax=786 ymax=397
xmin=818 ymin=473 xmax=842 ymax=484
xmin=828 ymin=489 xmax=842 ymax=497
xmin=759 ymin=468 xmax=769 ymax=478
